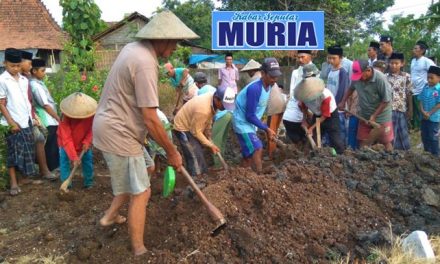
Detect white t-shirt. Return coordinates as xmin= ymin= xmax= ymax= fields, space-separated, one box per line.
xmin=411 ymin=56 xmax=435 ymax=95
xmin=283 ymin=65 xmax=306 ymax=122
xmin=0 ymin=71 xmax=32 ymax=128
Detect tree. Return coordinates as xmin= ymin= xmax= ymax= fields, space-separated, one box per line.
xmin=60 ymin=0 xmax=108 ymax=70
xmin=160 ymin=0 xmax=214 ymax=49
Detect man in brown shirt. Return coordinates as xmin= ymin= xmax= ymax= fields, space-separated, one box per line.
xmin=173 ymin=87 xmax=235 ymax=177
xmin=93 ymin=11 xmax=198 ymax=256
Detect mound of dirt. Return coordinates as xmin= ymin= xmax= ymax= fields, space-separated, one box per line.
xmin=0 ymin=147 xmax=439 ymax=263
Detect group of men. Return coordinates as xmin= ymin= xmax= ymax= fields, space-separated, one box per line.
xmin=2 ymin=9 xmax=440 ymax=257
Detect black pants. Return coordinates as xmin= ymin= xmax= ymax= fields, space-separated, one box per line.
xmin=283 ymin=120 xmax=306 ymax=143
xmin=314 ymin=110 xmax=345 ymax=154
xmin=45 ymin=125 xmax=60 ymax=171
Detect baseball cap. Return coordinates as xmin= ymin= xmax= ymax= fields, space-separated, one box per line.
xmin=194 ymin=72 xmax=207 ymax=83
xmin=214 ymin=87 xmax=235 ymax=110
xmin=261 ymin=57 xmax=282 ymax=77
xmin=351 ymin=59 xmax=370 ymax=81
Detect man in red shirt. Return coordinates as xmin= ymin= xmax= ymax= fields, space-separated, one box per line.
xmin=57 ymin=92 xmax=97 ymax=188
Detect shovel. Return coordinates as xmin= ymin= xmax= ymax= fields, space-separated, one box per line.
xmin=302 ymin=125 xmax=317 ymax=150
xmin=60 ymin=150 xmax=86 ymax=192
xmin=344 ymin=109 xmax=381 ymax=145
xmin=215 ymin=152 xmax=229 ymax=171
xmin=316 ymin=117 xmax=322 ymax=148
xmin=180 ymin=166 xmax=227 ymax=236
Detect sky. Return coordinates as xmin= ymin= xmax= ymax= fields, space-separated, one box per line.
xmin=41 ymin=0 xmax=433 ymax=26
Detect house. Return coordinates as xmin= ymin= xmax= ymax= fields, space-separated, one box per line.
xmin=0 ymin=0 xmax=65 ymax=72
xmin=92 ymin=12 xmax=149 ymax=70
xmin=93 ymin=12 xmax=214 ymax=69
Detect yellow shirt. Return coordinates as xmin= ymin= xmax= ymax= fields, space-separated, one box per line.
xmin=173 ymin=93 xmax=215 ymax=147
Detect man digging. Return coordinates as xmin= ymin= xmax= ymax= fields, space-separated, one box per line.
xmin=339 ymin=59 xmax=394 ymax=151
xmin=92 ymin=11 xmax=196 ymax=256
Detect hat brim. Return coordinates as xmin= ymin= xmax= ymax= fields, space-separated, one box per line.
xmin=222 ymin=102 xmax=235 ymax=111
xmin=267 ymin=69 xmax=282 ymax=77
xmin=351 ymin=72 xmax=362 ymax=81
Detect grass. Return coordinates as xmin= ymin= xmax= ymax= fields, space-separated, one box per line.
xmin=332 ymin=233 xmax=440 ymax=264
xmin=158 ymin=81 xmax=177 ymax=116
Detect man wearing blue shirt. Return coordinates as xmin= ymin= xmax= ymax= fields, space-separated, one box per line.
xmin=233 ymin=58 xmax=280 ymax=173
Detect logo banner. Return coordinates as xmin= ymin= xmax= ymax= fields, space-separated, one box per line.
xmin=212 ymin=11 xmax=324 ymax=50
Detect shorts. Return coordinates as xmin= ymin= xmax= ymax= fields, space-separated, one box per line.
xmin=102 ymin=151 xmax=151 ymax=196
xmin=143 ymin=147 xmax=155 ymax=168
xmin=236 ymin=132 xmax=263 ymax=158
xmin=357 ymin=121 xmax=394 ymax=144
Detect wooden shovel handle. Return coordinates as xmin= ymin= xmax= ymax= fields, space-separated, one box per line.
xmin=59 ymin=150 xmax=86 ymax=192
xmin=216 ymin=152 xmax=229 ymax=171
xmin=316 ymin=117 xmax=322 ymax=148
xmin=344 ymin=109 xmax=381 ymax=129
xmin=302 ymin=125 xmax=317 ymax=150
xmin=180 ymin=167 xmax=226 ymax=223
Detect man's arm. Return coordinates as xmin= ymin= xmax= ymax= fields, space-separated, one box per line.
xmin=43 ymin=105 xmax=61 ymax=122
xmin=142 ymin=107 xmax=182 ymax=169
xmin=0 ymin=99 xmax=20 ymax=132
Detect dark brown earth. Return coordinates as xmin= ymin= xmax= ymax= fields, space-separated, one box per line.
xmin=0 ymin=146 xmax=439 ymax=263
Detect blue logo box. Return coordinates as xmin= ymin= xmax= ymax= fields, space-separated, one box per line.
xmin=212 ymin=11 xmax=324 ymax=50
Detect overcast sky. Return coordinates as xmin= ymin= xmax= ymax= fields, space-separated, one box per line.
xmin=41 ymin=0 xmax=433 ymax=26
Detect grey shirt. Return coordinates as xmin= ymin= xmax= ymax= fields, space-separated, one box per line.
xmin=350 ymin=70 xmax=392 ymax=123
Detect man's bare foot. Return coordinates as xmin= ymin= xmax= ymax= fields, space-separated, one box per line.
xmin=133 ymin=246 xmax=147 ymax=256
xmin=99 ymin=213 xmax=127 ymax=227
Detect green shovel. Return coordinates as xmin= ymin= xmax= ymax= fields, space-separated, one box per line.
xmin=162 ymin=166 xmax=176 ymax=197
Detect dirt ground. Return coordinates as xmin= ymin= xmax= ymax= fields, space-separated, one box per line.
xmin=0 ymin=145 xmax=439 ymax=263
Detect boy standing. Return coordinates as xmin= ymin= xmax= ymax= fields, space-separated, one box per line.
xmin=326 ymin=46 xmax=350 ymax=145
xmin=30 ymin=58 xmax=61 ymax=175
xmin=387 ymin=53 xmax=413 ymax=150
xmin=0 ymin=48 xmax=36 ymax=196
xmin=418 ymin=66 xmax=440 ymax=156
xmin=57 ymin=92 xmax=96 ymax=188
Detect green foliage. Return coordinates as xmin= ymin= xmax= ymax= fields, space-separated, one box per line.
xmin=168 ymin=45 xmax=192 ymax=66
xmin=45 ymin=64 xmax=107 ymax=106
xmin=160 ymin=0 xmax=214 ymax=49
xmin=60 ymin=0 xmax=107 ymax=70
xmin=0 ymin=125 xmax=10 ymax=190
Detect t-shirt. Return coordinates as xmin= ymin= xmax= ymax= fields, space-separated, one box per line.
xmin=300 ymin=88 xmax=337 ymax=117
xmin=218 ymin=65 xmax=239 ymax=93
xmin=170 ymin=68 xmax=196 ymax=102
xmin=417 ymin=83 xmax=440 ymax=122
xmin=0 ymin=71 xmax=32 ymax=128
xmin=173 ymin=93 xmax=215 ymax=147
xmin=350 ymin=70 xmax=392 ymax=123
xmin=30 ymin=78 xmax=59 ymax=127
xmin=233 ymin=79 xmax=271 ymax=134
xmin=197 ymin=84 xmax=216 ymax=96
xmin=411 ymin=56 xmax=435 ymax=95
xmin=326 ymin=67 xmax=349 ymax=104
xmin=283 ymin=64 xmax=307 ymax=122
xmin=93 ymin=41 xmax=160 ymax=156
xmin=386 ymin=72 xmax=412 ymax=113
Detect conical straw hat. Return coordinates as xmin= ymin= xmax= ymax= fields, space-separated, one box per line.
xmin=136 ymin=10 xmax=199 ymax=40
xmin=241 ymin=59 xmax=262 ymax=72
xmin=294 ymin=77 xmax=325 ymax=102
xmin=60 ymin=92 xmax=98 ymax=119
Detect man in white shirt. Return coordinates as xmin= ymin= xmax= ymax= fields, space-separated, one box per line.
xmin=282 ymin=50 xmax=315 ymax=145
xmin=368 ymin=41 xmax=380 ymax=66
xmin=410 ymin=40 xmax=435 ymax=130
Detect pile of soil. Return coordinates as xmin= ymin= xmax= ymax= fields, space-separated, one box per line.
xmin=0 ymin=147 xmax=439 ymax=263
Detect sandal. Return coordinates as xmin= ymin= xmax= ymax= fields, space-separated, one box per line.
xmin=9 ymin=186 xmax=22 ymax=196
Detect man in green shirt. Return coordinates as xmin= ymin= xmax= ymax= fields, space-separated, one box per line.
xmin=338 ymin=59 xmax=394 ymax=151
